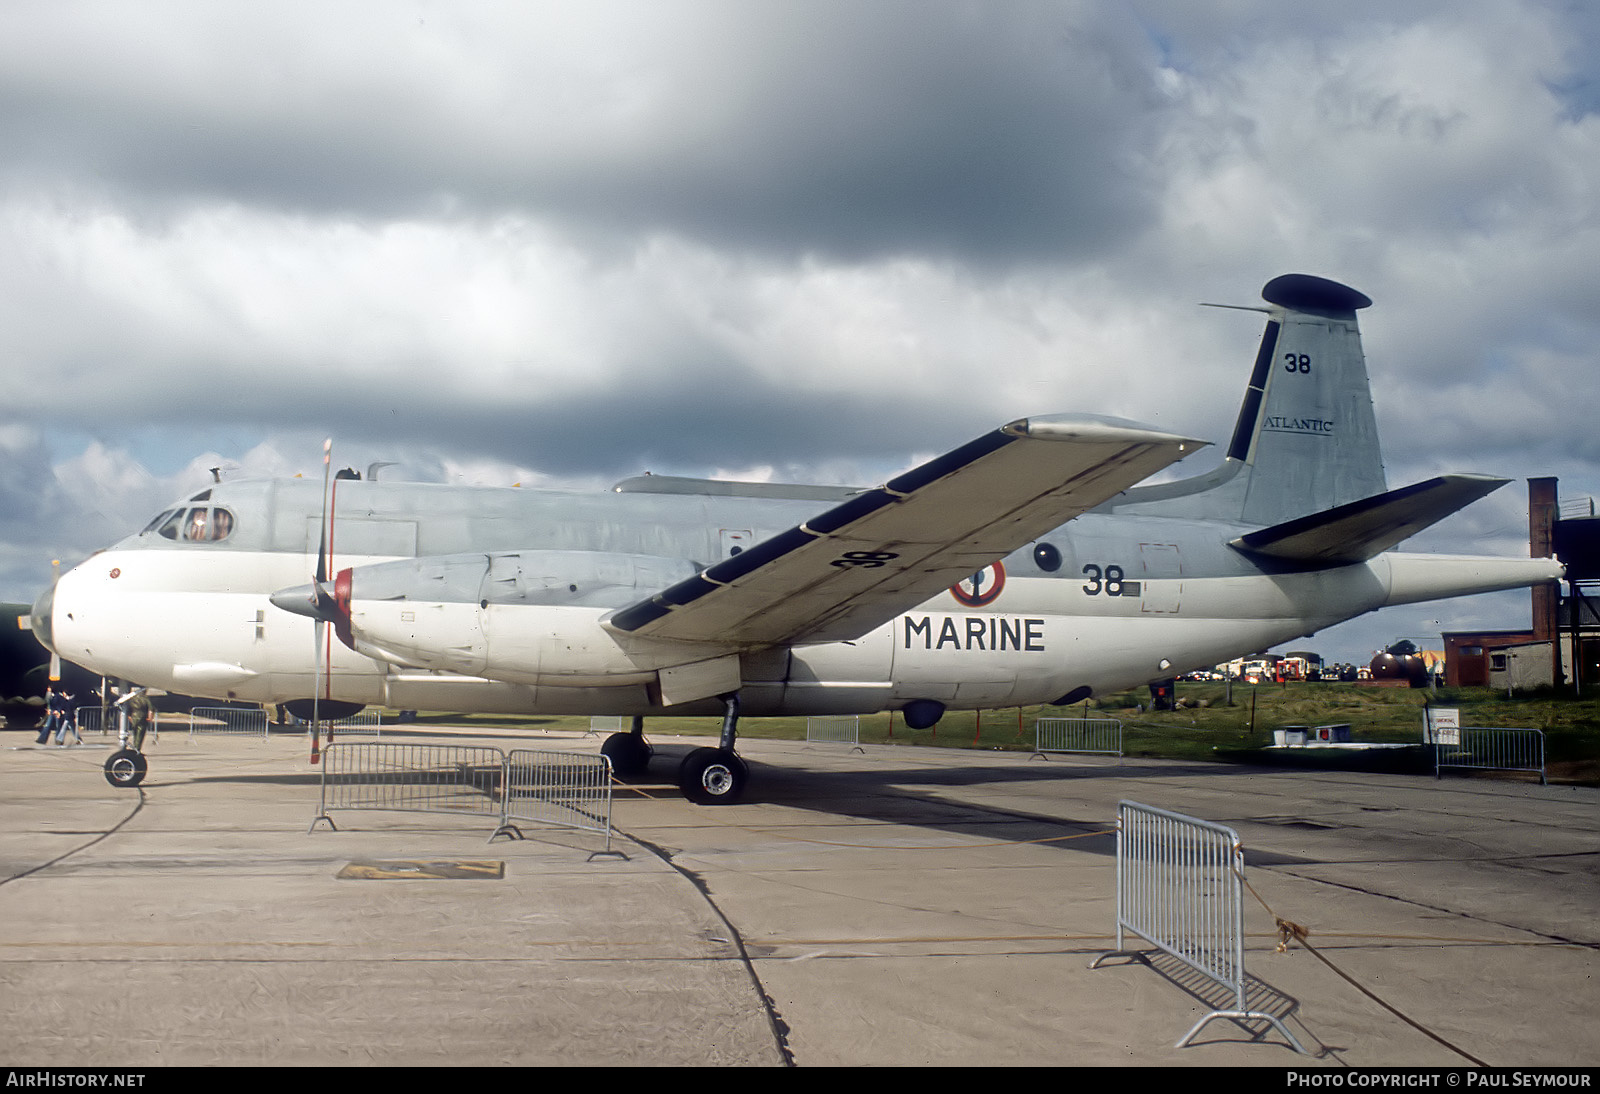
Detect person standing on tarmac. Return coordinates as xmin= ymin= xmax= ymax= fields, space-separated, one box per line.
xmin=35 ymin=686 xmax=59 ymax=745
xmin=52 ymin=686 xmax=80 ymax=746
xmin=116 ymin=687 xmax=153 ymax=751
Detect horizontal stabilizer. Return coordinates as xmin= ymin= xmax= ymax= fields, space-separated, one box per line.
xmin=609 ymin=414 xmax=1204 ymax=647
xmin=1230 ymin=475 xmax=1508 ymax=565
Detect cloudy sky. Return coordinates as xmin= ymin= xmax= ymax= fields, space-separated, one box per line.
xmin=2 ymin=0 xmax=1595 ymax=665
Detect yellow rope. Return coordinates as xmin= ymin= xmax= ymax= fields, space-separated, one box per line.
xmin=1241 ymin=870 xmax=1491 ymax=1067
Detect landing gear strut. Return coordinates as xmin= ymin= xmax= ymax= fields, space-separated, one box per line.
xmin=677 ymin=693 xmax=747 ymax=805
xmin=600 ymin=716 xmax=653 ymax=776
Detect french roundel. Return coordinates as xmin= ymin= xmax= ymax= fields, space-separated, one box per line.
xmin=950 ymin=561 xmax=1006 ymax=607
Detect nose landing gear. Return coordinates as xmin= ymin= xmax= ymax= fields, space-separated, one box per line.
xmin=103 ymin=749 xmax=147 ymax=788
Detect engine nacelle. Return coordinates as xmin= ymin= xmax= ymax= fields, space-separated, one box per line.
xmin=276 ymin=549 xmax=735 ymax=692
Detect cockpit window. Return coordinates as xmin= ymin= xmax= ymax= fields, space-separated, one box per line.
xmin=186 ymin=509 xmax=211 ymax=540
xmin=154 ymin=507 xmax=236 ymax=543
xmin=142 ymin=509 xmax=176 ymax=535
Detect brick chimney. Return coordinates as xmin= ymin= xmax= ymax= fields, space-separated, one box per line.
xmin=1528 ymin=477 xmax=1560 ymax=685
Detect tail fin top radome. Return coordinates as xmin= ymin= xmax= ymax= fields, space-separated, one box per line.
xmin=1105 ymin=274 xmax=1387 ymax=527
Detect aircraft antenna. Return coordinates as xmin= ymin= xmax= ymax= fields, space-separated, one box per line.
xmin=1198 ymin=302 xmax=1271 ymax=314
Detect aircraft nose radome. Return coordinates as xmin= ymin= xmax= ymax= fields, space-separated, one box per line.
xmin=269 ymin=583 xmax=318 ymax=619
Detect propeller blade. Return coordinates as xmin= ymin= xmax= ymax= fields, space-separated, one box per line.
xmin=314 ymin=439 xmax=332 ymax=586
xmin=48 ymin=560 xmax=60 ymax=682
xmin=310 ymin=438 xmax=332 ymax=766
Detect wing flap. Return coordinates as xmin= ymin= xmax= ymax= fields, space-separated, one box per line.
xmin=608 ymin=415 xmax=1204 ymax=646
xmin=1229 ymin=475 xmax=1508 ymax=565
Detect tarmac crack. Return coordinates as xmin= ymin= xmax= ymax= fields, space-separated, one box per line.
xmin=0 ymin=787 xmax=145 ymax=890
xmin=624 ymin=828 xmax=796 ymax=1067
xmin=1255 ymin=861 xmax=1600 ymax=951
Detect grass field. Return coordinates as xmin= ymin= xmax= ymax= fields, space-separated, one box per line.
xmin=399 ymin=680 xmax=1600 ymax=787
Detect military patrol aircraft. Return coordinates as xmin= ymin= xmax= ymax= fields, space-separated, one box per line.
xmin=30 ymin=275 xmax=1563 ymax=800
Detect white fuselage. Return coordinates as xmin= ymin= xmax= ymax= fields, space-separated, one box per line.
xmin=39 ymin=475 xmax=1560 ymax=718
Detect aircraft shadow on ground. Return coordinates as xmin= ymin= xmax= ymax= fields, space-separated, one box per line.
xmin=178 ymin=738 xmax=1324 ymax=867
xmin=631 ymin=742 xmax=1327 ymax=867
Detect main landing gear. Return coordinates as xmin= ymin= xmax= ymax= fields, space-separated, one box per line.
xmin=679 ymin=694 xmax=747 ymax=805
xmin=600 ymin=716 xmax=654 ymax=776
xmin=679 ymin=745 xmax=748 ymax=805
xmin=597 ymin=697 xmax=749 ymax=805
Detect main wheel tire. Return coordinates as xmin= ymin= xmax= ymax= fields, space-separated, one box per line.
xmin=600 ymin=731 xmax=654 ymax=777
xmin=678 ymin=747 xmax=747 ymax=805
xmin=103 ymin=749 xmax=147 ymax=788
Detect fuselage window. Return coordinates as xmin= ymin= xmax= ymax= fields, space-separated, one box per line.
xmin=1033 ymin=542 xmax=1063 ymax=572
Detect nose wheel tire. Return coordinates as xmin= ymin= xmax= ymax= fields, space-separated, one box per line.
xmin=103 ymin=749 xmax=147 ymax=788
xmin=678 ymin=747 xmax=747 ymax=805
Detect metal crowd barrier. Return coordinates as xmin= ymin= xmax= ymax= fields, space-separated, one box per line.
xmin=311 ymin=742 xmax=508 ymax=831
xmin=331 ymin=709 xmax=383 ymax=737
xmin=311 ymin=742 xmax=618 ymax=855
xmin=1092 ymin=800 xmax=1308 ymax=1055
xmin=1033 ymin=716 xmax=1123 ymax=760
xmin=76 ymin=706 xmax=159 ymax=741
xmin=1434 ymin=726 xmax=1547 ymax=785
xmin=291 ymin=710 xmax=383 ymax=736
xmin=190 ymin=706 xmax=269 ymax=739
xmin=505 ymin=749 xmax=615 ymax=855
xmin=806 ymin=715 xmax=864 ymax=752
xmin=587 ymin=715 xmax=622 ymax=738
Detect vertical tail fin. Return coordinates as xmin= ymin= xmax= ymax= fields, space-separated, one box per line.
xmin=1230 ymin=274 xmax=1386 ymax=524
xmin=1112 ymin=274 xmax=1387 ymax=526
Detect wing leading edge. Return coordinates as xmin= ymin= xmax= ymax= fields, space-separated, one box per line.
xmin=607 ymin=414 xmax=1205 ymax=647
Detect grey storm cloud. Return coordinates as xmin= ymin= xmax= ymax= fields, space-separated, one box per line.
xmin=0 ymin=2 xmax=1164 ymax=262
xmin=0 ymin=0 xmax=1596 ymax=667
